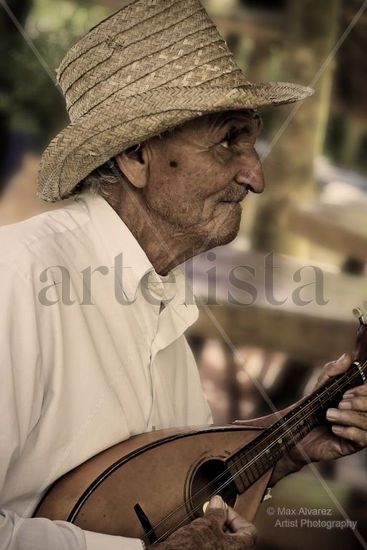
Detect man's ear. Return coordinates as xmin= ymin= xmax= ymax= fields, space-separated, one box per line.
xmin=115 ymin=145 xmax=148 ymax=189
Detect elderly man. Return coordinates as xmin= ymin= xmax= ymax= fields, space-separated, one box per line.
xmin=1 ymin=1 xmax=367 ymax=549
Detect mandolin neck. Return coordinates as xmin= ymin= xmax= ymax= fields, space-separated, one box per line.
xmin=227 ymin=359 xmax=367 ymax=491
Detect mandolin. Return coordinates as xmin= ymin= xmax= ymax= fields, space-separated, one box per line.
xmin=34 ymin=309 xmax=367 ymax=546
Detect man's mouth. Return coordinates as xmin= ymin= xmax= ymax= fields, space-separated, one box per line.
xmin=221 ymin=188 xmax=249 ymax=203
xmin=221 ymin=197 xmax=244 ymax=203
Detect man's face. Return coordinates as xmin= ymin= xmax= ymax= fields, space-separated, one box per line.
xmin=140 ymin=110 xmax=265 ymax=250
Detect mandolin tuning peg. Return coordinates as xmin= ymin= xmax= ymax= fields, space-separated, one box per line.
xmin=353 ymin=307 xmax=366 ymax=325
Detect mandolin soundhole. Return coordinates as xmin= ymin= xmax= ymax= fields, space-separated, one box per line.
xmin=189 ymin=459 xmax=238 ymax=518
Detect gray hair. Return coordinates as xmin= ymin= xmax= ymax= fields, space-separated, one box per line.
xmin=73 ymin=158 xmax=122 ymax=200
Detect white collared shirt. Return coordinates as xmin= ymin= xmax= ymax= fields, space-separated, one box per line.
xmin=0 ymin=191 xmax=212 ymax=550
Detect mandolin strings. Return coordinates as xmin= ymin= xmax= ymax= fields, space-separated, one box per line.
xmin=152 ymin=364 xmax=364 ymax=541
xmin=154 ymin=366 xmax=363 ymax=543
xmin=151 ymin=360 xmax=367 ymax=544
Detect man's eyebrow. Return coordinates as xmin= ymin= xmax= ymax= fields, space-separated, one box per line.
xmin=208 ymin=114 xmax=255 ymax=134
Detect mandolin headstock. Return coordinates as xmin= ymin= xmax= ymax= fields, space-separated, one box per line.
xmin=352 ymin=304 xmax=367 ymax=365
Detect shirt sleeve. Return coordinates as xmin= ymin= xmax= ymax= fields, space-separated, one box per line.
xmin=0 ymin=510 xmax=144 ymax=550
xmin=0 ymin=264 xmax=144 ymax=550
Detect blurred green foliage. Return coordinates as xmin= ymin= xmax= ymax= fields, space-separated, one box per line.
xmin=0 ymin=0 xmax=109 ymax=149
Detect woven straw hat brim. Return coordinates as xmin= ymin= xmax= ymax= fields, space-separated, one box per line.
xmin=38 ymin=81 xmax=313 ymax=202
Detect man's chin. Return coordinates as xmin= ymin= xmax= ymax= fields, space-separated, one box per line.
xmin=207 ymin=204 xmax=242 ymax=248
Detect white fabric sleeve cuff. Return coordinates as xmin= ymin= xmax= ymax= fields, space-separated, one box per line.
xmin=84 ymin=529 xmax=144 ymax=549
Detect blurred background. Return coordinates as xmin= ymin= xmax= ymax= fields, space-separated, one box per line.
xmin=1 ymin=0 xmax=366 ymax=548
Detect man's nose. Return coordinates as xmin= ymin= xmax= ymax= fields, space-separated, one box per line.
xmin=234 ymin=146 xmax=265 ymax=194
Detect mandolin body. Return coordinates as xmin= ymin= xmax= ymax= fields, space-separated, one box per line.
xmin=34 ymin=424 xmax=273 ymax=543
xmin=34 ymin=313 xmax=367 ymax=544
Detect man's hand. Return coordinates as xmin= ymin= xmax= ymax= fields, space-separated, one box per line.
xmin=273 ymin=353 xmax=367 ymax=483
xmin=151 ymin=495 xmax=256 ymax=549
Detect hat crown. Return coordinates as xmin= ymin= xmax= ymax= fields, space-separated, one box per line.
xmin=57 ymin=0 xmax=247 ymax=122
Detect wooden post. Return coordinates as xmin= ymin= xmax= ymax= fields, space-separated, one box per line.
xmin=252 ymin=0 xmax=342 ymax=256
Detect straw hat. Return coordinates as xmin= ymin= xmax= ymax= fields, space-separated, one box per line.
xmin=38 ymin=0 xmax=313 ymax=202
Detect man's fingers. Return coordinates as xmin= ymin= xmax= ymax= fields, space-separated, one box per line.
xmin=331 ymin=425 xmax=367 ymax=447
xmin=327 ymin=408 xmax=367 ymax=430
xmin=317 ymin=353 xmax=352 ymax=388
xmin=226 ymin=506 xmax=249 ymax=532
xmin=339 ymin=396 xmax=367 ymax=413
xmin=225 ymin=508 xmax=257 ymax=549
xmin=207 ymin=495 xmax=226 ymax=512
xmin=226 ymin=506 xmax=257 ymax=536
xmin=204 ymin=507 xmax=227 ymax=530
xmin=205 ymin=498 xmax=257 ymax=545
xmin=205 ymin=495 xmax=227 ymax=529
xmin=344 ymin=384 xmax=367 ymax=398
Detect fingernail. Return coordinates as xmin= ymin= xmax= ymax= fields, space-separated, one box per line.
xmin=338 ymin=353 xmax=347 ymax=361
xmin=326 ymin=408 xmax=339 ymax=420
xmin=339 ymin=400 xmax=352 ymax=410
xmin=332 ymin=425 xmax=343 ymax=435
xmin=343 ymin=390 xmax=354 ymax=398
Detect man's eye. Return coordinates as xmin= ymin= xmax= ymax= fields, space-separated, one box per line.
xmin=219 ymin=135 xmax=231 ymax=149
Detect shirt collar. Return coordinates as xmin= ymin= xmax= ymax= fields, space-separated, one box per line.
xmin=78 ymin=191 xmax=193 ymax=309
xmin=79 ymin=190 xmax=155 ymax=302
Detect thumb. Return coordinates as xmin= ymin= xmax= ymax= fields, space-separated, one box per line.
xmin=317 ymin=353 xmax=352 ymax=388
xmin=207 ymin=495 xmax=227 ymax=511
xmin=204 ymin=495 xmax=227 ymax=527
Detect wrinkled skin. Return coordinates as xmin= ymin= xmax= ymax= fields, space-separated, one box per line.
xmin=113 ymin=110 xmax=265 ymax=275
xmin=149 ymin=496 xmax=256 ymax=550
